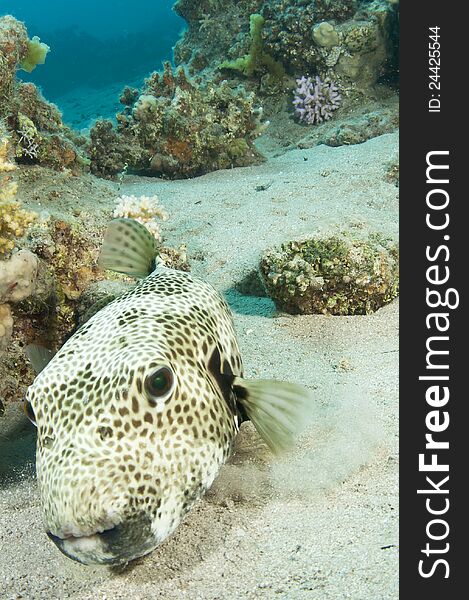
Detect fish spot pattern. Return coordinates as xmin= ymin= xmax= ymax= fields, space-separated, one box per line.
xmin=26 ymin=268 xmax=244 ymax=561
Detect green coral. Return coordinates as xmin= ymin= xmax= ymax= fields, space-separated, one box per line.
xmin=219 ymin=13 xmax=285 ymax=79
xmin=260 ymin=233 xmax=399 ymax=315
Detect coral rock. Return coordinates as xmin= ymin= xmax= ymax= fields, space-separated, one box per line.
xmin=174 ymin=0 xmax=397 ymax=99
xmin=260 ymin=233 xmax=399 ymax=315
xmin=90 ymin=63 xmax=264 ymax=179
xmin=0 ymin=249 xmax=39 ymax=303
xmin=0 ymin=16 xmax=29 ymax=102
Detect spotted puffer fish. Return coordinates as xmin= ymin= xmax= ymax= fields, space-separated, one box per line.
xmin=25 ymin=218 xmax=311 ymax=566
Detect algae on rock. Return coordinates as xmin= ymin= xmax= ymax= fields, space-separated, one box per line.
xmin=260 ymin=233 xmax=399 ymax=315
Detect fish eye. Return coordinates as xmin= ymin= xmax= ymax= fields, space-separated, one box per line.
xmin=144 ymin=366 xmax=175 ymax=402
xmin=23 ymin=400 xmax=37 ymax=426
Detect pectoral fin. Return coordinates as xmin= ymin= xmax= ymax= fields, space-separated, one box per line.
xmin=233 ymin=377 xmax=313 ymax=453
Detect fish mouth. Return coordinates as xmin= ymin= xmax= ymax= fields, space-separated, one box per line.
xmin=47 ymin=526 xmax=123 ymax=565
xmin=46 ymin=517 xmax=156 ymax=565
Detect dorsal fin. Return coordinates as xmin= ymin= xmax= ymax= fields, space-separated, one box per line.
xmin=98 ymin=218 xmax=158 ymax=278
xmin=24 ymin=344 xmax=54 ymax=374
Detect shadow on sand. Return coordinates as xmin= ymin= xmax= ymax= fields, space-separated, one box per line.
xmin=0 ymin=404 xmax=36 ymax=484
xmin=225 ymin=289 xmax=276 ymax=318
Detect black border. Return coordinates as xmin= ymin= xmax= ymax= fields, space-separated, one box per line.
xmin=400 ymin=1 xmax=466 ymax=593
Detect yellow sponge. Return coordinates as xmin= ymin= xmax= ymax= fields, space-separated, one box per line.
xmin=20 ymin=35 xmax=50 ymax=72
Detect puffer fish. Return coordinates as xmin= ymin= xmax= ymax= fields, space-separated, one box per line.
xmin=24 ymin=218 xmax=312 ymax=566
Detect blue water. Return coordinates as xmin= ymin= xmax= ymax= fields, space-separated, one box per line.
xmin=1 ymin=0 xmax=185 ymax=105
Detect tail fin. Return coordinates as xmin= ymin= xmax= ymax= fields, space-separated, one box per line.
xmin=233 ymin=378 xmax=313 ymax=454
xmin=98 ymin=218 xmax=158 ymax=278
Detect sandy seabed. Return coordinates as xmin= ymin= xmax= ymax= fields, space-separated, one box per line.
xmin=0 ymin=132 xmax=398 ymax=599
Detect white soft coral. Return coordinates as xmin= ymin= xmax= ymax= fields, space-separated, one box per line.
xmin=113 ymin=195 xmax=169 ymax=241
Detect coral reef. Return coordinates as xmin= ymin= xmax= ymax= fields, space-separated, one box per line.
xmin=175 ymin=0 xmax=396 ymax=95
xmin=16 ymin=114 xmax=40 ymax=159
xmin=0 ymin=15 xmax=88 ymax=173
xmin=262 ymin=0 xmax=392 ymax=91
xmin=260 ymin=233 xmax=399 ymax=315
xmin=0 ymin=197 xmax=36 ymax=257
xmin=293 ymin=76 xmax=341 ymax=125
xmin=1 ymin=131 xmax=43 ymax=366
xmin=171 ymin=0 xmax=400 ymax=155
xmin=0 ymin=163 xmax=117 ymax=411
xmin=0 ymin=133 xmax=16 ymax=175
xmin=89 ymin=62 xmax=265 ymax=178
xmin=261 ymin=0 xmax=355 ymax=74
xmin=0 ymin=16 xmax=29 ymax=102
xmin=174 ymin=1 xmax=263 ymax=76
xmin=113 ymin=195 xmax=169 ymax=241
xmin=1 ymin=129 xmax=36 ymax=257
xmin=0 ymin=215 xmax=105 ymax=409
xmin=0 ymin=247 xmax=55 ymax=399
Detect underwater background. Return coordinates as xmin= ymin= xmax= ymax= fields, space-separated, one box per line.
xmin=4 ymin=0 xmax=184 ymax=124
xmin=1 ymin=1 xmax=399 ymax=598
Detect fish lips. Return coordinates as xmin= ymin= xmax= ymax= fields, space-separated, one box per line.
xmin=46 ymin=516 xmax=156 ymax=565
